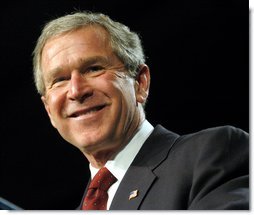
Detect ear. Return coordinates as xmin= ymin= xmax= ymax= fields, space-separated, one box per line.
xmin=41 ymin=96 xmax=57 ymax=128
xmin=135 ymin=64 xmax=150 ymax=104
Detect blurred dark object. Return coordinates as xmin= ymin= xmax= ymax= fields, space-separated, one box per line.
xmin=0 ymin=197 xmax=23 ymax=210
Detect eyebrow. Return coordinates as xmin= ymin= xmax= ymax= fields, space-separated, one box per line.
xmin=45 ymin=56 xmax=112 ymax=82
xmin=77 ymin=56 xmax=111 ymax=69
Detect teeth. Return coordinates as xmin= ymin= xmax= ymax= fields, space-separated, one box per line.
xmin=73 ymin=105 xmax=105 ymax=117
xmin=86 ymin=107 xmax=99 ymax=114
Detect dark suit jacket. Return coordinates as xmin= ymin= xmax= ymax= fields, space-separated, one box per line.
xmin=79 ymin=125 xmax=249 ymax=210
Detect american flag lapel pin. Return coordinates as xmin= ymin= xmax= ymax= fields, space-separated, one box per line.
xmin=129 ymin=190 xmax=139 ymax=200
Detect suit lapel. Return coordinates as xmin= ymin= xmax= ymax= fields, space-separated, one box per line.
xmin=110 ymin=125 xmax=179 ymax=209
xmin=110 ymin=165 xmax=156 ymax=209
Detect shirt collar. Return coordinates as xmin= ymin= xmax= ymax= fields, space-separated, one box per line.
xmin=89 ymin=120 xmax=154 ymax=180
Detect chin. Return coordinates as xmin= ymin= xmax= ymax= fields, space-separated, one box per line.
xmin=72 ymin=135 xmax=103 ymax=151
xmin=64 ymin=126 xmax=114 ymax=150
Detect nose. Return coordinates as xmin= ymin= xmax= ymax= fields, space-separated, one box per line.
xmin=67 ymin=70 xmax=93 ymax=102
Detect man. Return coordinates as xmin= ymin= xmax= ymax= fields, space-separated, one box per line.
xmin=33 ymin=11 xmax=249 ymax=210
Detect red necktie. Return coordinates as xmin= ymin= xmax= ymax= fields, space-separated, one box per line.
xmin=82 ymin=167 xmax=117 ymax=210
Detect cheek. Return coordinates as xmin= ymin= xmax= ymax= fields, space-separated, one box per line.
xmin=47 ymin=92 xmax=66 ymax=117
xmin=104 ymin=77 xmax=135 ymax=105
xmin=93 ymin=74 xmax=120 ymax=99
xmin=111 ymin=81 xmax=137 ymax=125
xmin=118 ymin=79 xmax=136 ymax=105
xmin=93 ymin=75 xmax=136 ymax=123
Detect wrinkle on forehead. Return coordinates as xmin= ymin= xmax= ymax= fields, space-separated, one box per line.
xmin=45 ymin=55 xmax=114 ymax=80
xmin=42 ymin=26 xmax=110 ymax=65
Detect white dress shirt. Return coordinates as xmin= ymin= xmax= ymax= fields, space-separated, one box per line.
xmin=89 ymin=120 xmax=154 ymax=209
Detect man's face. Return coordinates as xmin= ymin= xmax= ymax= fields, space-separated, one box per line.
xmin=40 ymin=26 xmax=146 ymax=155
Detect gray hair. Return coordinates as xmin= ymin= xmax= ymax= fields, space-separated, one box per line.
xmin=33 ymin=11 xmax=145 ymax=95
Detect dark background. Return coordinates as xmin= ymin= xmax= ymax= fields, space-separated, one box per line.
xmin=0 ymin=0 xmax=248 ymax=210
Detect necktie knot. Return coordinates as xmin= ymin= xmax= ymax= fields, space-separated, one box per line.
xmin=89 ymin=167 xmax=117 ymax=191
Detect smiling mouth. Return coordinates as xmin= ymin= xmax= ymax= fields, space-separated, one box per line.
xmin=70 ymin=105 xmax=106 ymax=118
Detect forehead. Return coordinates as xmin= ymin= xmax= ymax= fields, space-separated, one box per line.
xmin=41 ymin=26 xmax=113 ymax=72
xmin=42 ymin=26 xmax=111 ymax=58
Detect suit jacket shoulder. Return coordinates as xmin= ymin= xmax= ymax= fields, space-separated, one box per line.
xmin=178 ymin=125 xmax=249 ymax=209
xmin=110 ymin=125 xmax=249 ymax=210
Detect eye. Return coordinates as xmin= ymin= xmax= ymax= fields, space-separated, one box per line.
xmin=87 ymin=65 xmax=104 ymax=73
xmin=52 ymin=76 xmax=68 ymax=85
